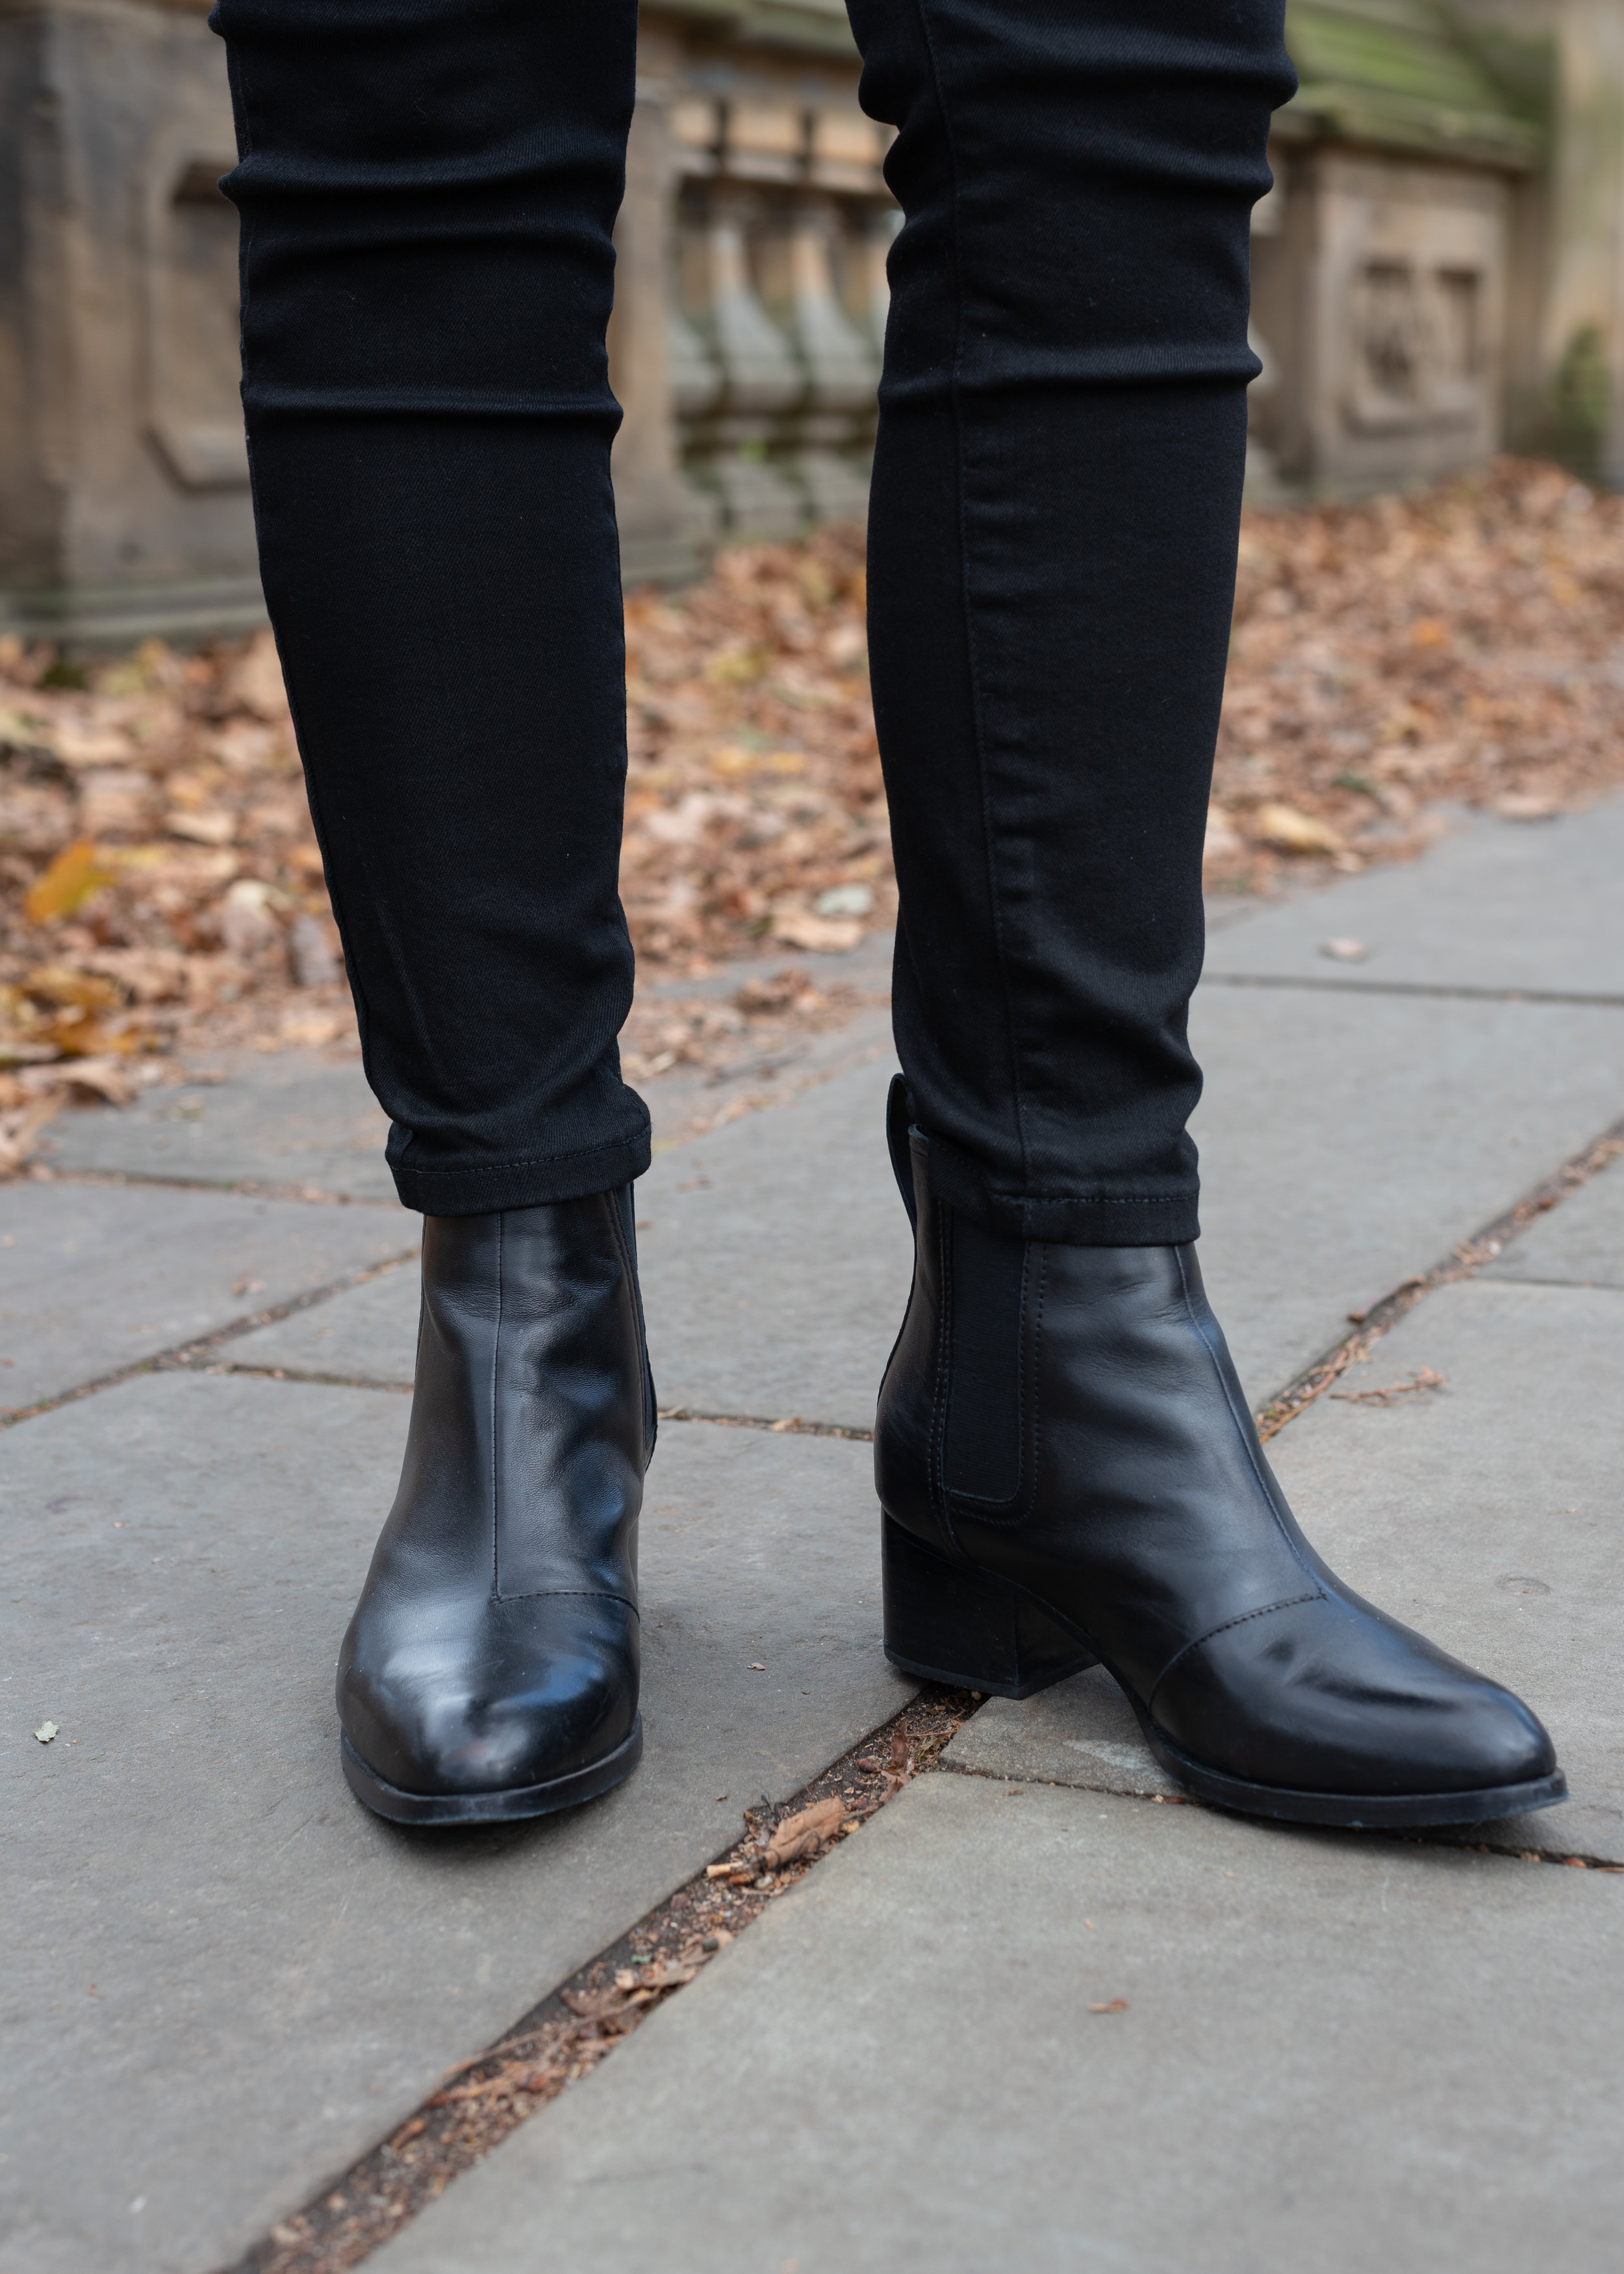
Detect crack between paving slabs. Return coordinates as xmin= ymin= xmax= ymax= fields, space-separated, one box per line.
xmin=1202 ymin=974 xmax=1624 ymax=1010
xmin=1254 ymin=1112 xmax=1624 ymax=1442
xmin=19 ymin=1165 xmax=405 ymax=1208
xmin=218 ymin=1684 xmax=980 ymax=2274
xmin=0 ymin=1247 xmax=420 ymax=1431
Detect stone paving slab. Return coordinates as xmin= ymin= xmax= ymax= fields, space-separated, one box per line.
xmin=40 ymin=1051 xmax=396 ymax=1201
xmin=370 ymin=1774 xmax=1624 ymax=2274
xmin=0 ymin=1182 xmax=413 ymax=1414
xmin=1188 ymin=987 xmax=1624 ymax=1399
xmin=228 ymin=1252 xmax=422 ymax=1385
xmin=1204 ymin=798 xmax=1624 ymax=996
xmin=1482 ymin=1156 xmax=1624 ymax=1288
xmin=1 ymin=1377 xmax=909 ymax=2274
xmin=946 ymin=1664 xmax=1184 ymax=1798
xmin=634 ymin=1054 xmax=910 ymax=1427
xmin=945 ymin=1278 xmax=1624 ymax=1863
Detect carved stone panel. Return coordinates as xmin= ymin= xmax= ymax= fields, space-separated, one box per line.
xmin=1302 ymin=151 xmax=1509 ymax=492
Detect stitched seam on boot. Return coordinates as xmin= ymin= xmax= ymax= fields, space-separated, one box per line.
xmin=1147 ymin=1591 xmax=1322 ymax=1717
xmin=494 ymin=1588 xmax=640 ymax=1614
xmin=1172 ymin=1245 xmax=1320 ymax=1587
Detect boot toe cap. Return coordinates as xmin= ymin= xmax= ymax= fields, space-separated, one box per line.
xmin=338 ymin=1592 xmax=639 ymax=1800
xmin=1154 ymin=1595 xmax=1558 ymax=1800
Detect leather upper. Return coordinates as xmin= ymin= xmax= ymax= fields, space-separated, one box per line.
xmin=338 ymin=1196 xmax=650 ymax=1798
xmin=877 ymin=1130 xmax=1557 ymax=1800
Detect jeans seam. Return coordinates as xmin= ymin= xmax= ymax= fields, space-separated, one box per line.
xmin=987 ymin=1192 xmax=1193 ymax=1209
xmin=909 ymin=0 xmax=1031 ymax=1195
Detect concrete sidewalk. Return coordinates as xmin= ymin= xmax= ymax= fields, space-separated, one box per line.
xmin=5 ymin=804 xmax=1622 ymax=2273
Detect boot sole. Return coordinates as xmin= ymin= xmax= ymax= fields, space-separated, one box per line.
xmin=881 ymin=1514 xmax=1569 ymax=1832
xmin=340 ymin=1716 xmax=643 ymax=1827
xmin=1129 ymin=1713 xmax=1568 ymax=1830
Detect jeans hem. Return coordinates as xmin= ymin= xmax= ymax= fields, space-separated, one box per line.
xmin=925 ymin=1130 xmax=1199 ymax=1249
xmin=389 ymin=1129 xmax=652 ymax=1218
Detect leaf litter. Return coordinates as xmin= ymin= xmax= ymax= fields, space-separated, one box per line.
xmin=9 ymin=461 xmax=1624 ymax=1174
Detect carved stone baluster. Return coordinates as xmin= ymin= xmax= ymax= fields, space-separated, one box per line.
xmin=780 ymin=198 xmax=876 ymax=522
xmin=687 ymin=186 xmax=807 ymax=542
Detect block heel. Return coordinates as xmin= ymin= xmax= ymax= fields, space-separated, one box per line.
xmin=882 ymin=1513 xmax=1098 ymax=1700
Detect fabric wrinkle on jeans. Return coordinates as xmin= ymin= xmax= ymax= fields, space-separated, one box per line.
xmin=212 ymin=0 xmax=1294 ymax=1235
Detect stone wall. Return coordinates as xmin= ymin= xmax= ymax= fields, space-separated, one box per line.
xmin=0 ymin=0 xmax=258 ymax=639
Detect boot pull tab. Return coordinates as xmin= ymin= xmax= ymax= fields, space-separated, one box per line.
xmin=885 ymin=1072 xmax=917 ymax=1232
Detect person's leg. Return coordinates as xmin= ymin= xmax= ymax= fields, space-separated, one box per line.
xmin=213 ymin=0 xmax=653 ymax=1822
xmin=218 ymin=0 xmax=645 ymax=1210
xmin=854 ymin=0 xmax=1565 ymax=1828
xmin=857 ymin=0 xmax=1270 ymax=1234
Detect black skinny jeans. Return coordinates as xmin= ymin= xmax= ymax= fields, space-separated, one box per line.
xmin=212 ymin=0 xmax=1293 ymax=1240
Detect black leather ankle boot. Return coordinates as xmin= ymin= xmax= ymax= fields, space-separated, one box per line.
xmin=876 ymin=1082 xmax=1565 ymax=1830
xmin=337 ymin=1192 xmax=654 ymax=1825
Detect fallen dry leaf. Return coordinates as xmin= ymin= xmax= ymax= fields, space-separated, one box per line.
xmin=43 ymin=1056 xmax=138 ymax=1105
xmin=1088 ymin=1998 xmax=1130 ymax=2014
xmin=561 ymin=1987 xmax=625 ymax=2022
xmin=770 ymin=910 xmax=865 ymax=954
xmin=765 ymin=1795 xmax=847 ymax=1869
xmin=229 ymin=630 xmax=292 ymax=722
xmin=33 ymin=1720 xmax=57 ymax=1743
xmin=1251 ymin=802 xmax=1345 ymax=856
xmin=0 ymin=1093 xmax=64 ymax=1173
xmin=23 ymin=840 xmax=122 ymax=925
xmin=1203 ymin=805 xmax=1243 ymax=863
